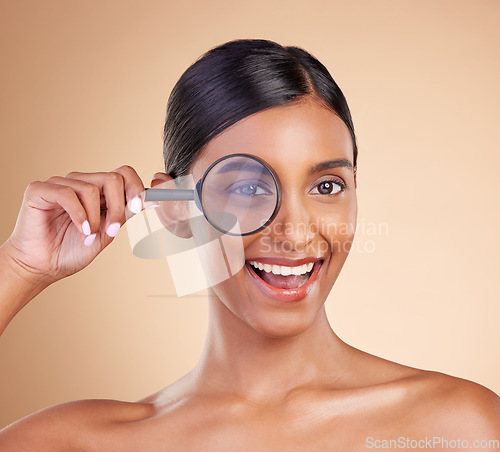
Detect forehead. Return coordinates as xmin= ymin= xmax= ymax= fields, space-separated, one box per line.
xmin=192 ymin=97 xmax=354 ymax=178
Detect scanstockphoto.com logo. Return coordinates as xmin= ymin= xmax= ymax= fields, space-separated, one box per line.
xmin=365 ymin=436 xmax=500 ymax=449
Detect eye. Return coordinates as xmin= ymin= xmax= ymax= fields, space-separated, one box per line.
xmin=231 ymin=183 xmax=271 ymax=196
xmin=309 ymin=178 xmax=346 ymax=196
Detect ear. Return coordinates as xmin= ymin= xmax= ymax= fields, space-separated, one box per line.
xmin=150 ymin=172 xmax=193 ymax=239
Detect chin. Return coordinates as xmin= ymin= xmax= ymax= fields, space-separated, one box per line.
xmin=242 ymin=309 xmax=321 ymax=339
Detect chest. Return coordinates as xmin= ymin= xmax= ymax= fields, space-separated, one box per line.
xmin=107 ymin=409 xmax=401 ymax=452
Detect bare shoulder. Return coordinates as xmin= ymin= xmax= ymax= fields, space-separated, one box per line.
xmin=351 ymin=349 xmax=499 ymax=438
xmin=0 ymin=398 xmax=155 ymax=451
xmin=403 ymin=370 xmax=500 ymax=437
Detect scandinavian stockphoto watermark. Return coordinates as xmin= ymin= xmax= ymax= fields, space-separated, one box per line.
xmin=259 ymin=218 xmax=389 ymax=255
xmin=126 ymin=203 xmax=389 ymax=297
xmin=365 ymin=436 xmax=499 ymax=449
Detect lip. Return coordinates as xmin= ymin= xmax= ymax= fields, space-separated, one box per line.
xmin=245 ymin=259 xmax=323 ymax=303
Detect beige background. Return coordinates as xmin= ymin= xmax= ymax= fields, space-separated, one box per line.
xmin=1 ymin=0 xmax=499 ymax=428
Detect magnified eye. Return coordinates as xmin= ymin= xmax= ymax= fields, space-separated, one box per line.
xmin=231 ymin=182 xmax=271 ymax=196
xmin=310 ymin=179 xmax=345 ymax=195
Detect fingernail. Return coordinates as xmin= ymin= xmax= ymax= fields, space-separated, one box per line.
xmin=106 ymin=222 xmax=121 ymax=238
xmin=84 ymin=233 xmax=96 ymax=247
xmin=82 ymin=220 xmax=91 ymax=236
xmin=129 ymin=195 xmax=142 ymax=214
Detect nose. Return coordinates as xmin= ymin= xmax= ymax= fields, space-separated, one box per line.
xmin=262 ymin=188 xmax=315 ymax=251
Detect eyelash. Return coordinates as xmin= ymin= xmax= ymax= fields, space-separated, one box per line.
xmin=310 ymin=177 xmax=348 ymax=196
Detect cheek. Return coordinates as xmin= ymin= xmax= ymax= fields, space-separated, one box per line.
xmin=315 ymin=203 xmax=357 ymax=256
xmin=189 ymin=218 xmax=251 ymax=293
xmin=202 ymin=235 xmax=257 ymax=313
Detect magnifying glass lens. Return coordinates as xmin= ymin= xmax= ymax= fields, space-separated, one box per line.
xmin=201 ymin=155 xmax=279 ymax=235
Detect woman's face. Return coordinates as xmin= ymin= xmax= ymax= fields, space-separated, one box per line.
xmin=187 ymin=96 xmax=357 ymax=338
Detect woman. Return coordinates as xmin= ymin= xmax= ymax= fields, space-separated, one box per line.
xmin=0 ymin=39 xmax=498 ymax=451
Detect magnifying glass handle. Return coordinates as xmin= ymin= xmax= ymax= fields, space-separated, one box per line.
xmin=144 ymin=188 xmax=195 ymax=202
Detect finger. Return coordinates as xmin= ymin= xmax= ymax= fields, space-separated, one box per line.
xmin=46 ymin=176 xmax=103 ymax=236
xmin=62 ymin=172 xmax=126 ymax=238
xmin=25 ymin=181 xmax=91 ymax=237
xmin=110 ymin=165 xmax=146 ymax=215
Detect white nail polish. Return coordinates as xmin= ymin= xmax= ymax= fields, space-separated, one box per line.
xmin=82 ymin=220 xmax=91 ymax=236
xmin=106 ymin=222 xmax=121 ymax=237
xmin=129 ymin=196 xmax=142 ymax=214
xmin=84 ymin=233 xmax=96 ymax=247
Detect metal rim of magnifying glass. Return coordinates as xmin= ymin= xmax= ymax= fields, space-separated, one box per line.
xmin=193 ymin=153 xmax=282 ymax=237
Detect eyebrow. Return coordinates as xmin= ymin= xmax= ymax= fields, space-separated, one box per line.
xmin=214 ymin=160 xmax=267 ymax=175
xmin=212 ymin=157 xmax=354 ymax=176
xmin=308 ymin=158 xmax=353 ymax=175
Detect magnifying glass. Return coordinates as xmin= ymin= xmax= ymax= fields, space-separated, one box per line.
xmin=144 ymin=153 xmax=282 ymax=236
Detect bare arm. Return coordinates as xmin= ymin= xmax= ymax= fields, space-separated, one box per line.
xmin=0 ymin=241 xmax=51 ymax=336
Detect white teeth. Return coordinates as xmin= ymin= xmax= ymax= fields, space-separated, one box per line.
xmin=249 ymin=261 xmax=316 ymax=276
xmin=269 ymin=263 xmax=295 ymax=275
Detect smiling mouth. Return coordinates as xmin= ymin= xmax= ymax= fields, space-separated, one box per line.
xmin=245 ymin=260 xmax=322 ymax=290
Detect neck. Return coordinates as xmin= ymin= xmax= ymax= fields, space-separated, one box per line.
xmin=190 ymin=294 xmax=353 ymax=405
